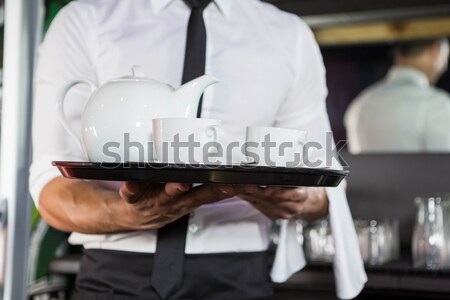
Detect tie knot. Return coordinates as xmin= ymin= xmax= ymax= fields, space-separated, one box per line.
xmin=184 ymin=0 xmax=213 ymax=10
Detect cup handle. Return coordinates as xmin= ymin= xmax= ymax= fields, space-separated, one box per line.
xmin=206 ymin=125 xmax=223 ymax=142
xmin=295 ymin=137 xmax=305 ymax=166
xmin=205 ymin=125 xmax=223 ymax=154
xmin=55 ymin=79 xmax=97 ymax=152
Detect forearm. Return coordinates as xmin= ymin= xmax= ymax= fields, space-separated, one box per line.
xmin=39 ymin=177 xmax=130 ymax=234
xmin=38 ymin=177 xmax=246 ymax=234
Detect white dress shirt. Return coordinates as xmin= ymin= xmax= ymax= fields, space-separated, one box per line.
xmin=345 ymin=66 xmax=450 ymax=153
xmin=30 ymin=0 xmax=366 ymax=298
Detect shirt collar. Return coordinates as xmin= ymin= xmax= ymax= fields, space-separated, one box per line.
xmin=151 ymin=0 xmax=232 ymax=19
xmin=387 ymin=66 xmax=430 ymax=88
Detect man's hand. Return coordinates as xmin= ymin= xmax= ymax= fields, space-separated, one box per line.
xmin=239 ymin=186 xmax=328 ymax=221
xmin=116 ymin=182 xmax=254 ymax=231
xmin=39 ymin=177 xmax=255 ymax=234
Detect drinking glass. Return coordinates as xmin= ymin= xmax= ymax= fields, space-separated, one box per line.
xmin=303 ymin=219 xmax=335 ymax=263
xmin=412 ymin=196 xmax=447 ymax=269
xmin=440 ymin=194 xmax=450 ymax=268
xmin=368 ymin=220 xmax=388 ymax=265
xmin=354 ymin=219 xmax=399 ymax=265
xmin=354 ymin=220 xmax=370 ymax=263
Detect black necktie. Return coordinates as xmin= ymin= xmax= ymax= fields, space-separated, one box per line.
xmin=150 ymin=1 xmax=212 ymax=299
xmin=182 ymin=0 xmax=212 ymax=118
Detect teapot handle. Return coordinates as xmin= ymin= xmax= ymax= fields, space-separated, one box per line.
xmin=55 ymin=79 xmax=97 ymax=153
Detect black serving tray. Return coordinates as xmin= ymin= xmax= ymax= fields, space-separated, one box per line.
xmin=53 ymin=161 xmax=349 ymax=187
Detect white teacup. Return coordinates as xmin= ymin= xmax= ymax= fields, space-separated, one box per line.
xmin=152 ymin=118 xmax=223 ymax=164
xmin=245 ymin=126 xmax=307 ymax=167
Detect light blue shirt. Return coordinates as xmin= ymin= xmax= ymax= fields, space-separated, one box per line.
xmin=345 ymin=66 xmax=450 ymax=153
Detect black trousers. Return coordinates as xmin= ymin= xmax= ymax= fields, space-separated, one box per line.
xmin=73 ymin=249 xmax=274 ymax=300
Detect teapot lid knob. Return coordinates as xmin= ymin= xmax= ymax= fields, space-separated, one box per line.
xmin=131 ymin=65 xmax=146 ymax=78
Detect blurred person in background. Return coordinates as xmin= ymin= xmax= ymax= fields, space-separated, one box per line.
xmin=345 ymin=38 xmax=450 ymax=153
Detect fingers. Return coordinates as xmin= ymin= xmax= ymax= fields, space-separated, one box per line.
xmin=157 ymin=184 xmax=245 ymax=224
xmin=173 ymin=184 xmax=246 ymax=211
xmin=164 ymin=183 xmax=191 ymax=199
xmin=233 ymin=185 xmax=259 ymax=195
xmin=248 ymin=200 xmax=303 ymax=220
xmin=239 ymin=186 xmax=310 ymax=220
xmin=189 ymin=184 xmax=237 ymax=203
xmin=118 ymin=182 xmax=264 ymax=230
xmin=120 ymin=182 xmax=190 ymax=203
xmin=275 ymin=187 xmax=308 ymax=202
xmin=120 ymin=181 xmax=309 ymax=223
xmin=240 ymin=186 xmax=308 ymax=202
xmin=119 ymin=181 xmax=145 ymax=204
xmin=253 ymin=196 xmax=304 ymax=219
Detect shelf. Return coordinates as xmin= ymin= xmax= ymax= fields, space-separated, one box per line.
xmin=313 ymin=16 xmax=450 ymax=46
xmin=265 ymin=0 xmax=450 ymax=17
xmin=280 ymin=255 xmax=450 ymax=294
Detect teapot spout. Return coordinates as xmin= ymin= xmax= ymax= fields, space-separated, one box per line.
xmin=174 ymin=74 xmax=219 ymax=118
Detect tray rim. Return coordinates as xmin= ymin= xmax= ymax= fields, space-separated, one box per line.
xmin=52 ymin=161 xmax=349 ymax=176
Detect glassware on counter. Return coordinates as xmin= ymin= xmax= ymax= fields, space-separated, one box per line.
xmin=412 ymin=196 xmax=448 ymax=269
xmin=443 ymin=195 xmax=450 ymax=268
xmin=386 ymin=219 xmax=400 ymax=263
xmin=303 ymin=219 xmax=335 ymax=263
xmin=355 ymin=219 xmax=400 ymax=265
xmin=354 ymin=220 xmax=370 ymax=263
xmin=295 ymin=218 xmax=305 ymax=246
xmin=302 ymin=218 xmax=399 ymax=265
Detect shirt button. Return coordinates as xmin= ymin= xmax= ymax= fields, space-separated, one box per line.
xmin=189 ymin=224 xmax=199 ymax=234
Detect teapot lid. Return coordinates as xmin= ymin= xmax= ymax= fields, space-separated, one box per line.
xmin=115 ymin=65 xmax=157 ymax=82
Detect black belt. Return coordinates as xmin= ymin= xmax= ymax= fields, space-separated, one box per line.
xmin=73 ymin=248 xmax=274 ymax=300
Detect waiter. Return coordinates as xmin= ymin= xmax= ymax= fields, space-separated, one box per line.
xmin=30 ymin=0 xmax=365 ymax=299
xmin=345 ymin=38 xmax=450 ymax=153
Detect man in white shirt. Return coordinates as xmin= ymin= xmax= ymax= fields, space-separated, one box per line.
xmin=30 ymin=1 xmax=366 ymax=299
xmin=345 ymin=38 xmax=450 ymax=153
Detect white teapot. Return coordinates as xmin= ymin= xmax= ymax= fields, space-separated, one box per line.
xmin=56 ymin=66 xmax=218 ymax=162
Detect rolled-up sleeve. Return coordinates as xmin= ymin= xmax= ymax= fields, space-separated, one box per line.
xmin=29 ymin=2 xmax=97 ymax=208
